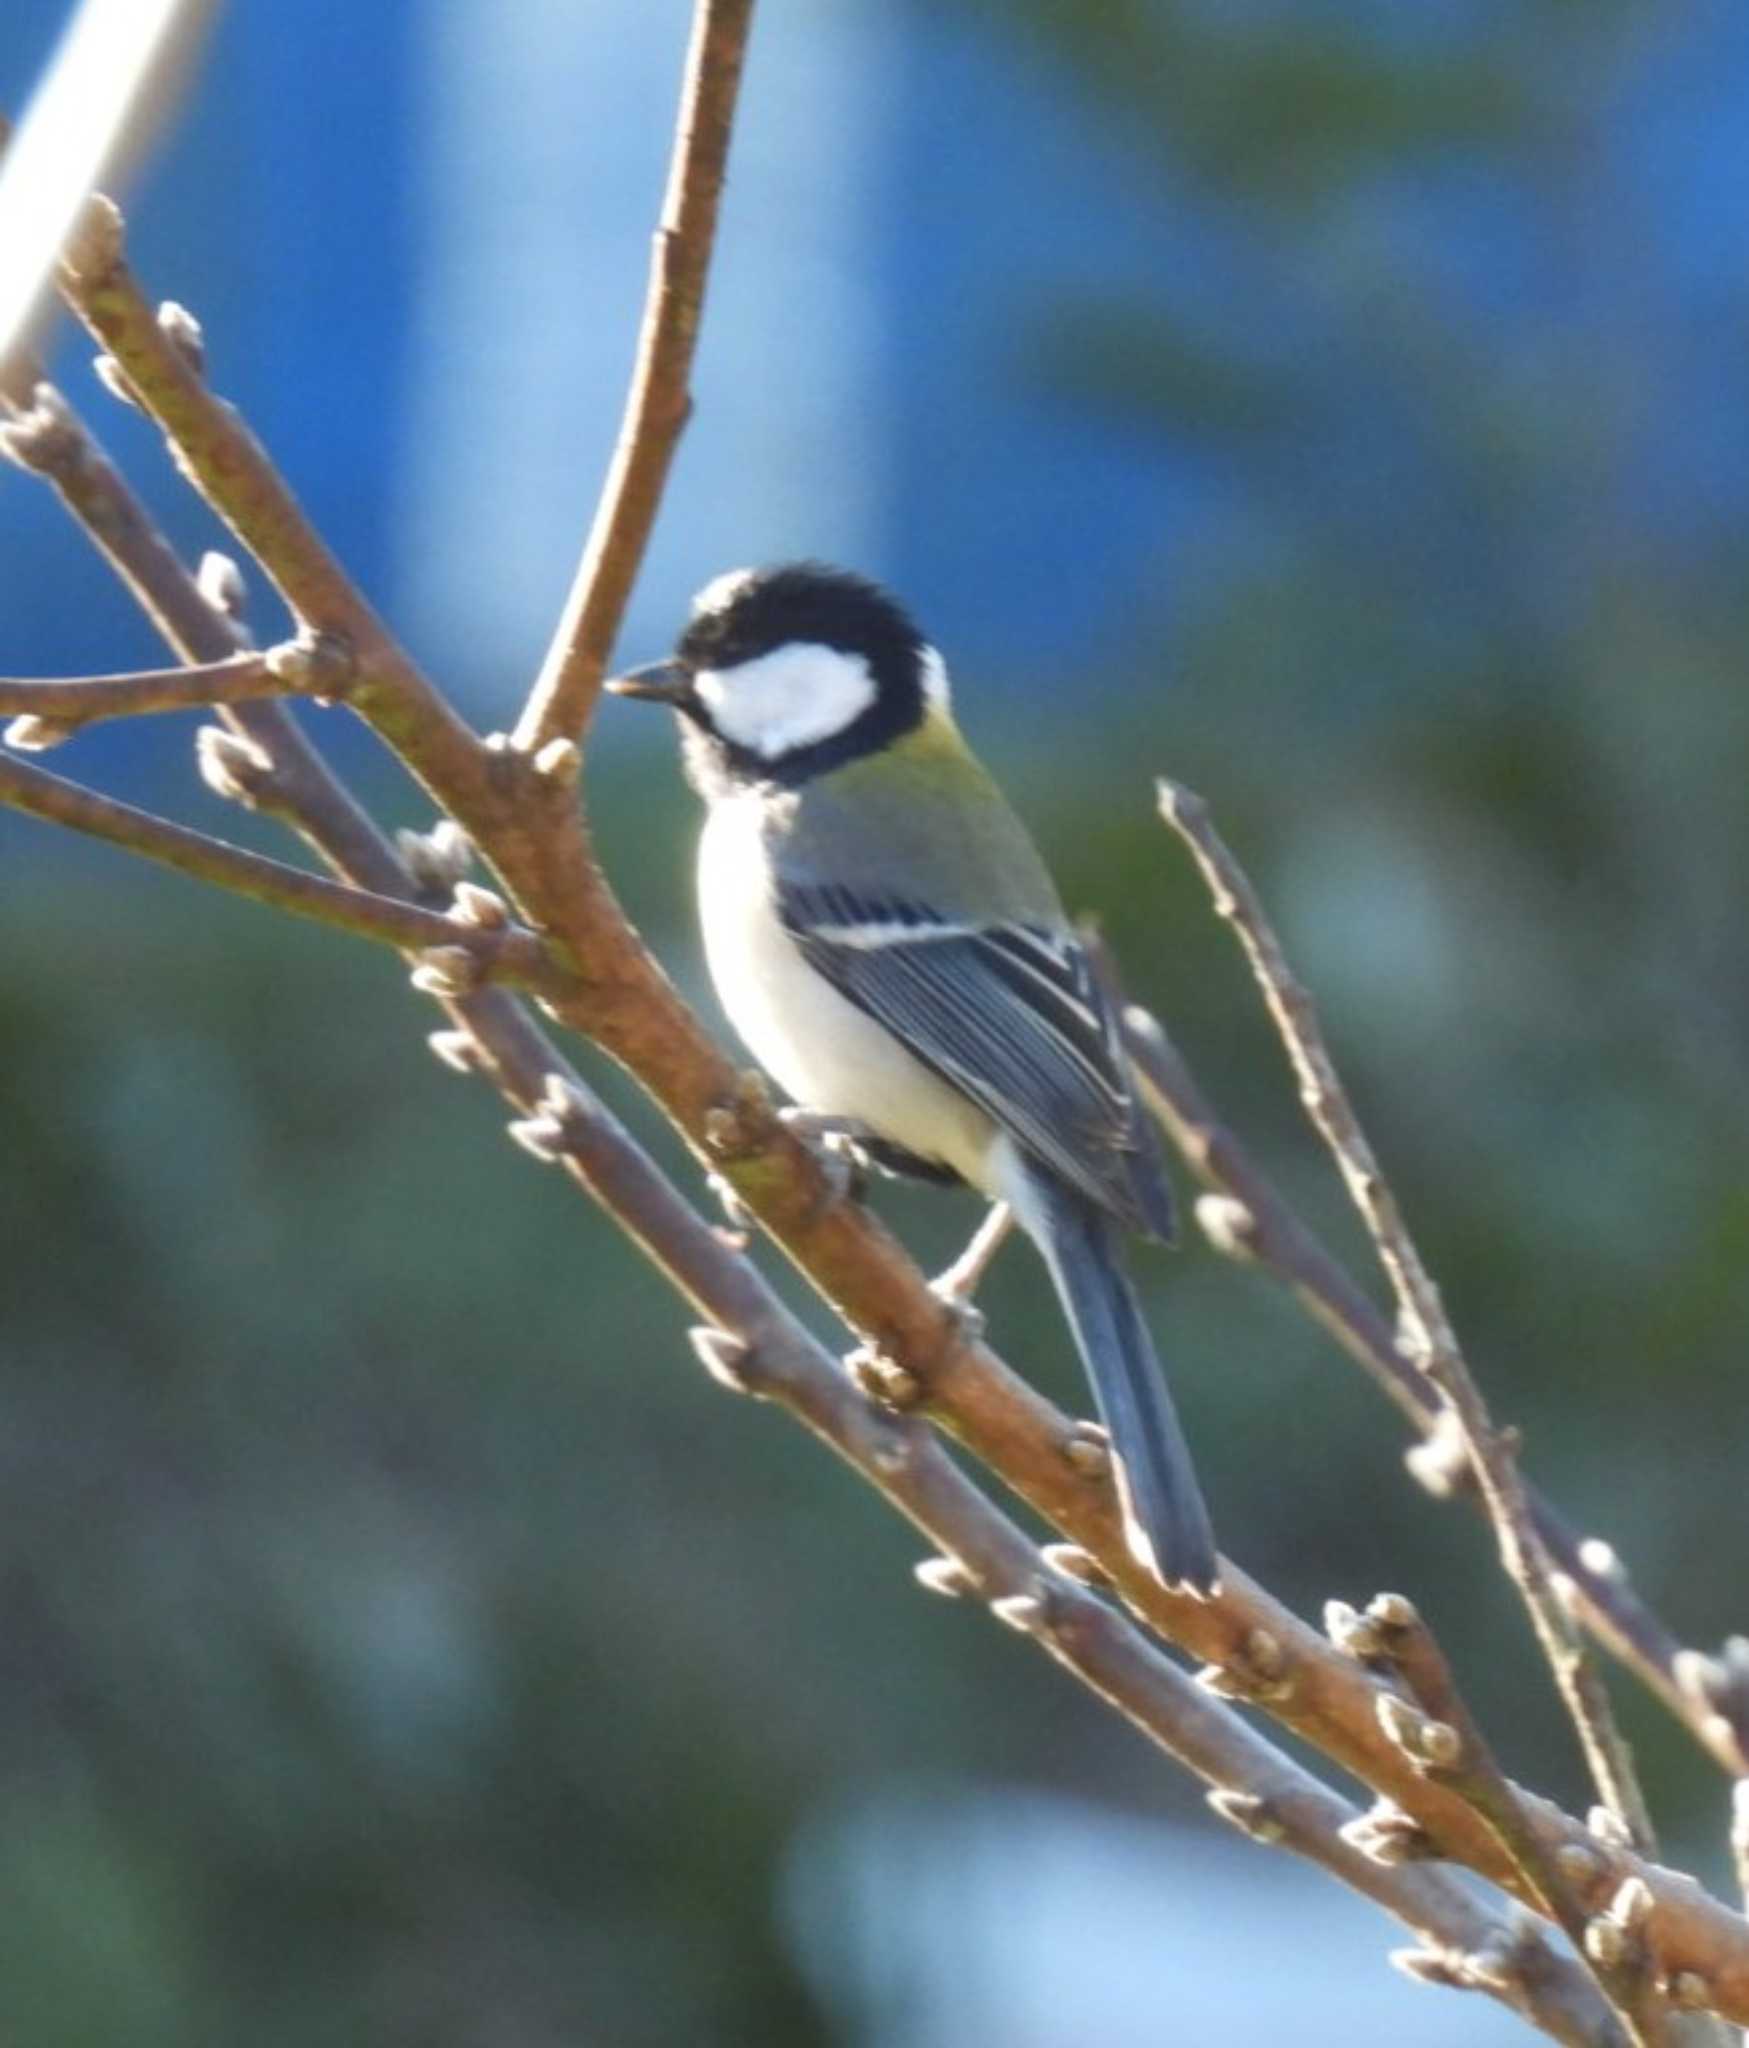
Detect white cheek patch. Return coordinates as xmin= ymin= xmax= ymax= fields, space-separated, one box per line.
xmin=919 ymin=644 xmax=951 ymax=710
xmin=695 ymin=642 xmax=876 ymax=758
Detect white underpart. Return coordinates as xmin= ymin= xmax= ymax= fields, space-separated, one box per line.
xmin=698 ymin=794 xmax=998 ymax=1187
xmin=692 ymin=566 xmax=758 ymax=617
xmin=695 ymin=642 xmax=876 ymax=758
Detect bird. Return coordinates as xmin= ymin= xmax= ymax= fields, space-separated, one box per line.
xmin=607 ymin=562 xmax=1219 ymax=1593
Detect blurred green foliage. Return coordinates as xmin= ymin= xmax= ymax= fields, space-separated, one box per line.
xmin=6 ymin=0 xmax=1749 ymax=2040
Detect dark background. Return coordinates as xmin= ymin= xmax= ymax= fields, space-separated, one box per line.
xmin=2 ymin=3 xmax=1746 ymax=2041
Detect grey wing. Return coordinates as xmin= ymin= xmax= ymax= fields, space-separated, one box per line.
xmin=780 ymin=881 xmax=1175 ymax=1240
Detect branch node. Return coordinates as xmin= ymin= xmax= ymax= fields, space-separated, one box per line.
xmin=1207 ymin=1788 xmax=1287 ymax=1845
xmin=92 ymin=352 xmax=143 ymax=410
xmin=844 ymin=1346 xmax=923 ymax=1412
xmin=1197 ymin=1628 xmax=1295 ymax=1704
xmin=1059 ymin=1421 xmax=1111 ymax=1477
xmin=1040 ymin=1542 xmax=1110 ymax=1590
xmin=687 ymin=1325 xmax=758 ymax=1394
xmin=1555 ymin=1839 xmax=1608 ymax=1893
xmin=1194 ymin=1191 xmax=1259 ymax=1262
xmin=1461 ymin=1934 xmax=1528 ymax=1994
xmin=990 ymin=1582 xmax=1054 ymax=1636
xmin=532 ymin=735 xmax=582 ymax=788
xmin=1340 ymin=1801 xmax=1439 ymax=1865
xmin=395 ymin=819 xmax=475 ymax=897
xmin=1366 ymin=1590 xmax=1419 ymax=1631
xmin=156 ymin=300 xmax=206 ymax=377
xmin=427 ymin=1029 xmax=486 ymax=1076
xmin=864 ymin=1425 xmax=917 ymax=1474
xmin=60 ymin=193 xmax=125 ymax=283
xmin=450 ymin=880 xmax=512 ymax=932
xmin=1588 ymin=1805 xmax=1634 ymax=1850
xmin=0 ymin=383 xmax=81 ymax=473
xmin=1325 ymin=1598 xmax=1392 ymax=1664
xmin=1610 ymin=1876 xmax=1655 ymax=1934
xmin=195 ymin=724 xmax=278 ymax=808
xmin=409 ymin=944 xmax=485 ymax=1000
xmin=701 ymin=1074 xmax=772 ymax=1159
xmin=4 ymin=714 xmax=77 ymax=752
xmin=1375 ymin=1691 xmax=1463 ymax=1772
xmin=1667 ymin=1969 xmax=1712 ymax=2011
xmin=914 ymin=1554 xmax=975 ymax=1599
xmin=197 ymin=550 xmax=249 ymax=620
xmin=264 ymin=630 xmax=353 ymax=701
xmin=506 ymin=1112 xmax=567 ymax=1164
xmin=1576 ymin=1536 xmax=1626 ymax=1585
xmin=1583 ymin=1914 xmax=1629 ymax=1971
xmin=1390 ymin=1945 xmax=1464 ymax=1990
xmin=1403 ymin=1409 xmax=1475 ymax=1500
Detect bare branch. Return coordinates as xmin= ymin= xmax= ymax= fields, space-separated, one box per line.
xmin=26 ymin=118 xmax=1749 ymax=2037
xmin=449 ymin=1066 xmax=1628 ymax=2048
xmin=0 ymin=748 xmax=563 ymax=993
xmin=1119 ymin=1000 xmax=1749 ymax=1782
xmin=1337 ymin=1594 xmax=1676 ymax=2046
xmin=54 ymin=198 xmax=484 ymax=799
xmin=1158 ymin=776 xmax=1658 ymax=1856
xmin=0 ymin=642 xmax=352 ymax=741
xmin=0 ymin=0 xmax=217 ymax=389
xmin=7 ymin=344 xmax=1616 ymax=2031
xmin=513 ymin=0 xmax=756 ymax=756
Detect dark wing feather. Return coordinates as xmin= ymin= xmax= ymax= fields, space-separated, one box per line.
xmin=780 ymin=881 xmax=1174 ymax=1239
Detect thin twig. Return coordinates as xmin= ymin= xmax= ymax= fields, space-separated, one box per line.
xmin=0 ymin=748 xmax=561 ymax=993
xmin=0 ymin=379 xmax=397 ymax=890
xmin=1157 ymin=776 xmax=1658 ymax=1858
xmin=55 ymin=197 xmax=484 ymax=799
xmin=29 ymin=92 xmax=1749 ymax=2033
xmin=1335 ymin=1593 xmax=1675 ymax=2046
xmin=0 ymin=644 xmax=340 ymax=735
xmin=513 ymin=0 xmax=756 ymax=757
xmin=1119 ymin=999 xmax=1749 ymax=1782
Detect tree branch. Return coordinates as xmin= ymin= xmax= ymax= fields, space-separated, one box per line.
xmin=0 ymin=378 xmax=401 ymax=891
xmin=1117 ymin=1000 xmax=1749 ymax=1782
xmin=0 ymin=747 xmax=562 ymax=993
xmin=507 ymin=1071 xmax=1628 ymax=2048
xmin=3 ymin=372 xmax=1625 ymax=2048
xmin=0 ymin=641 xmax=345 ymax=741
xmin=1157 ymin=777 xmax=1658 ymax=1857
xmin=1334 ymin=1594 xmax=1682 ymax=2047
xmin=54 ymin=197 xmax=484 ymax=793
xmin=512 ymin=0 xmax=756 ymax=757
xmin=25 ymin=66 xmax=1749 ymax=2038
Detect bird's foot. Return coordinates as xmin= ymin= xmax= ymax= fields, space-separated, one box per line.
xmin=779 ymin=1107 xmax=875 ymax=1208
xmin=928 ymin=1286 xmax=986 ymax=1346
xmin=927 ymin=1202 xmax=1014 ymax=1344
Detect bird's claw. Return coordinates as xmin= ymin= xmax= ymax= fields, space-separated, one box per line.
xmin=927 ymin=1277 xmax=987 ymax=1346
xmin=779 ymin=1107 xmax=873 ymax=1207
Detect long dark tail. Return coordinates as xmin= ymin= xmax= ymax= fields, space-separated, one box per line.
xmin=1021 ymin=1171 xmax=1219 ymax=1594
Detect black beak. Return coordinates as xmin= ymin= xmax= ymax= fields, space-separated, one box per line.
xmin=605 ymin=658 xmax=692 ymax=706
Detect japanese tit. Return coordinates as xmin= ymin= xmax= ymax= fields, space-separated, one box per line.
xmin=609 ymin=563 xmax=1218 ymax=1593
